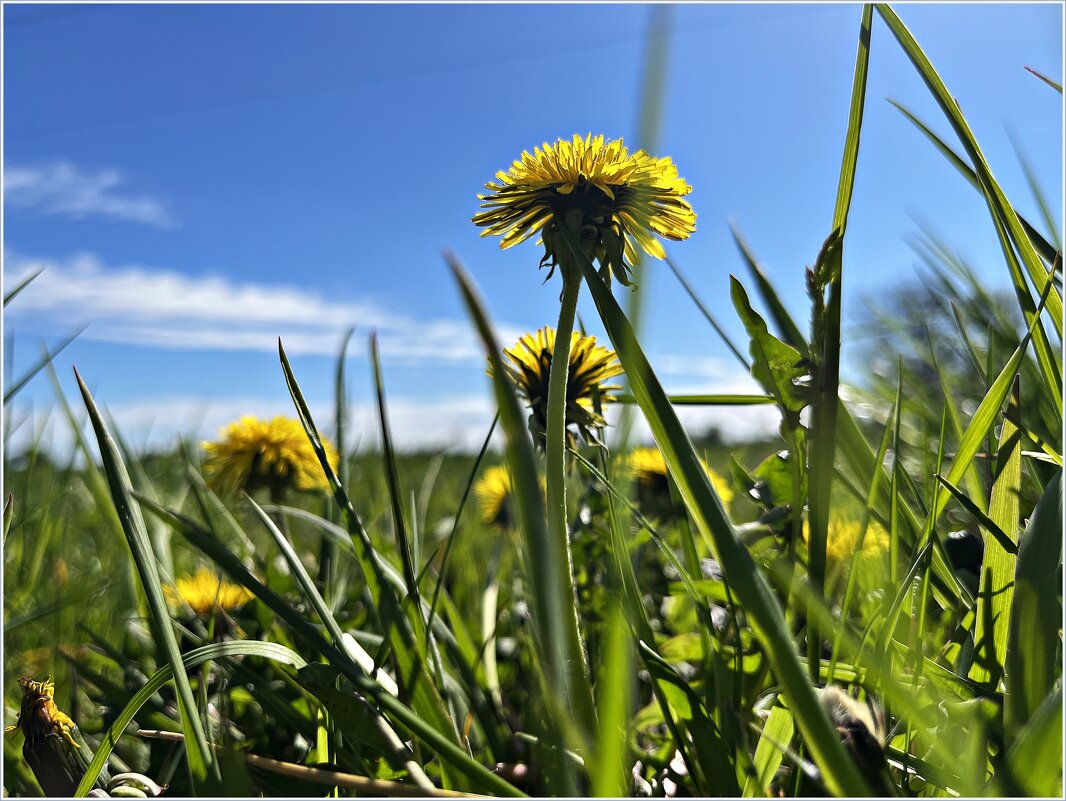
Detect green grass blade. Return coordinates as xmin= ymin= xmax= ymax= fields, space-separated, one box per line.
xmin=743 ymin=702 xmax=794 ymax=797
xmin=1004 ymin=469 xmax=1062 ymax=738
xmin=3 ymin=493 xmax=13 ymax=545
xmin=664 ymin=255 xmax=750 ymax=370
xmin=932 ymin=473 xmax=1016 ymax=556
xmin=616 ymin=393 xmax=775 ymax=406
xmin=74 ymin=641 xmax=306 ymax=797
xmin=561 ymin=228 xmax=872 ymax=796
xmin=1024 ymin=64 xmax=1063 ymax=93
xmin=888 ymin=100 xmax=1061 ymax=266
xmin=876 ymin=3 xmax=1064 ymax=338
xmin=446 ymin=252 xmax=584 ymax=793
xmin=4 ymin=327 xmax=86 ymax=404
xmin=74 ymin=368 xmax=218 ymax=789
xmin=831 ymin=4 xmax=873 ymax=232
xmin=1006 ymin=683 xmax=1063 ymax=797
xmin=4 ymin=269 xmax=42 ymax=306
xmin=590 ymin=605 xmax=633 ymax=797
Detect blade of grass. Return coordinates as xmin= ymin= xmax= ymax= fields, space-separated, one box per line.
xmin=446 ymin=252 xmax=585 ymax=793
xmin=74 ymin=367 xmax=218 ymax=789
xmin=664 ymin=255 xmax=750 ymax=370
xmin=561 ymin=227 xmax=872 ymax=796
xmin=4 ymin=269 xmax=42 ymax=306
xmin=877 ymin=3 xmax=1063 ymax=338
xmin=4 ymin=327 xmax=86 ymax=404
xmin=590 ymin=604 xmax=633 ymax=797
xmin=1004 ymin=469 xmax=1062 ymax=738
xmin=1024 ymin=64 xmax=1063 ymax=93
xmin=729 ymin=222 xmax=806 ymax=350
xmin=615 ymin=393 xmax=775 ymax=405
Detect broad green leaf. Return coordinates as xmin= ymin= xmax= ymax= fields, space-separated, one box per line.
xmin=743 ymin=702 xmax=794 ymax=797
xmin=1006 ymin=683 xmax=1063 ymax=797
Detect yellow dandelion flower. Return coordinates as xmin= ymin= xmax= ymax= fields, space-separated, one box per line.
xmin=473 ymin=134 xmax=696 ymax=285
xmin=804 ymin=517 xmax=890 ymax=574
xmin=202 ymin=415 xmax=338 ymax=498
xmin=474 ymin=465 xmax=515 ymax=529
xmin=494 ymin=326 xmax=624 ymax=448
xmin=625 ymin=446 xmax=734 ymax=520
xmin=165 ymin=568 xmax=253 ymax=616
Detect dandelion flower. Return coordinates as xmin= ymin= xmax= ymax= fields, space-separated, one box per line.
xmin=495 ymin=326 xmax=623 ymax=448
xmin=473 ymin=134 xmax=696 ymax=285
xmin=625 ymin=446 xmax=734 ymax=521
xmin=6 ymin=676 xmax=95 ymax=796
xmin=202 ymin=415 xmax=338 ymax=498
xmin=165 ymin=568 xmax=253 ymax=616
xmin=474 ymin=465 xmax=516 ymax=529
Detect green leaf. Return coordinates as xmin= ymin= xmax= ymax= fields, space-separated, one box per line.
xmin=1004 ymin=469 xmax=1062 ymax=738
xmin=743 ymin=702 xmax=795 ymax=797
xmin=1024 ymin=64 xmax=1063 ymax=93
xmin=591 ymin=606 xmax=634 ymax=797
xmin=729 ymin=223 xmax=806 ymax=351
xmin=4 ymin=269 xmax=42 ymax=306
xmin=1005 ymin=683 xmax=1063 ymax=797
xmin=730 ymin=277 xmax=807 ymax=416
xmin=74 ymin=368 xmax=218 ymax=789
xmin=4 ymin=327 xmax=85 ymax=404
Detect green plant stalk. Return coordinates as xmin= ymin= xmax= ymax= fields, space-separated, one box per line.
xmin=545 ymin=261 xmax=597 ymax=735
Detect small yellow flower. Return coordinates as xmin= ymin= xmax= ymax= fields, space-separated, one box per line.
xmin=804 ymin=517 xmax=891 ymax=591
xmin=5 ymin=676 xmax=78 ymax=750
xmin=202 ymin=415 xmax=338 ymax=498
xmin=473 ymin=134 xmax=696 ymax=285
xmin=165 ymin=568 xmax=253 ymax=616
xmin=474 ymin=465 xmax=515 ymax=529
xmin=625 ymin=446 xmax=734 ymax=520
xmin=495 ymin=326 xmax=623 ymax=448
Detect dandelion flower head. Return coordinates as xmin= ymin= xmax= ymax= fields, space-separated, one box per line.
xmin=625 ymin=446 xmax=734 ymax=519
xmin=165 ymin=568 xmax=254 ymax=616
xmin=494 ymin=326 xmax=624 ymax=447
xmin=202 ymin=415 xmax=338 ymax=497
xmin=5 ymin=676 xmax=78 ymax=750
xmin=473 ymin=134 xmax=696 ymax=285
xmin=474 ymin=465 xmax=515 ymax=529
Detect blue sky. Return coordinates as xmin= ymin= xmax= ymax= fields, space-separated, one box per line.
xmin=4 ymin=2 xmax=1062 ymax=453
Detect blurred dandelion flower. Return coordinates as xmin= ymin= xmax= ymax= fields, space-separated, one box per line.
xmin=473 ymin=134 xmax=696 ymax=285
xmin=625 ymin=446 xmax=734 ymax=521
xmin=166 ymin=568 xmax=253 ymax=616
xmin=202 ymin=415 xmax=337 ymax=498
xmin=474 ymin=465 xmax=515 ymax=529
xmin=805 ymin=517 xmax=889 ymax=569
xmin=495 ymin=326 xmax=623 ymax=448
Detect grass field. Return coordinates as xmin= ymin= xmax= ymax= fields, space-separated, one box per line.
xmin=4 ymin=5 xmax=1063 ymax=798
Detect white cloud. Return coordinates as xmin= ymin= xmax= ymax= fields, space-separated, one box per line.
xmin=5 ymin=162 xmax=176 ymax=228
xmin=3 ymin=252 xmax=516 ymax=361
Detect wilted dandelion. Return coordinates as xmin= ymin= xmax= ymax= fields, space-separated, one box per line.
xmin=495 ymin=326 xmax=623 ymax=448
xmin=6 ymin=676 xmax=99 ymax=796
xmin=473 ymin=133 xmax=696 ymax=285
xmin=625 ymin=446 xmax=734 ymax=521
xmin=202 ymin=415 xmax=338 ymax=498
xmin=165 ymin=568 xmax=253 ymax=616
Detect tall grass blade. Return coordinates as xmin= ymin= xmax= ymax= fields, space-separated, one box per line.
xmin=73 ymin=368 xmax=218 ymax=789
xmin=1005 ymin=683 xmax=1062 ymax=797
xmin=743 ymin=702 xmax=794 ymax=797
xmin=590 ymin=605 xmax=633 ymax=797
xmin=729 ymin=223 xmax=806 ymax=350
xmin=664 ymin=255 xmax=750 ymax=370
xmin=560 ymin=227 xmax=872 ymax=796
xmin=1004 ymin=469 xmax=1062 ymax=737
xmin=876 ymin=3 xmax=1063 ymax=337
xmin=5 ymin=327 xmax=86 ymax=404
xmin=1024 ymin=64 xmax=1063 ymax=93
xmin=4 ymin=269 xmax=42 ymax=306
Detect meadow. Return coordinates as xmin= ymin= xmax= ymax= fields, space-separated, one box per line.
xmin=3 ymin=5 xmax=1063 ymax=798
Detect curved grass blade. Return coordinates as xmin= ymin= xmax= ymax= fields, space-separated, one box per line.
xmin=888 ymin=100 xmax=1060 ymax=267
xmin=4 ymin=268 xmax=42 ymax=306
xmin=74 ymin=641 xmax=306 ymax=796
xmin=134 ymin=493 xmax=525 ymax=797
xmin=74 ymin=368 xmax=218 ymax=789
xmin=559 ymin=227 xmax=872 ymax=796
xmin=876 ymin=3 xmax=1063 ymax=338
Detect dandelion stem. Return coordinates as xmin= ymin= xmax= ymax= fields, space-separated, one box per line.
xmin=544 ymin=263 xmax=597 ymax=738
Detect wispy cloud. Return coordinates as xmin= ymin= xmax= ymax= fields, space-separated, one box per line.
xmin=5 ymin=162 xmax=176 ymax=228
xmin=4 ymin=252 xmax=520 ymax=362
